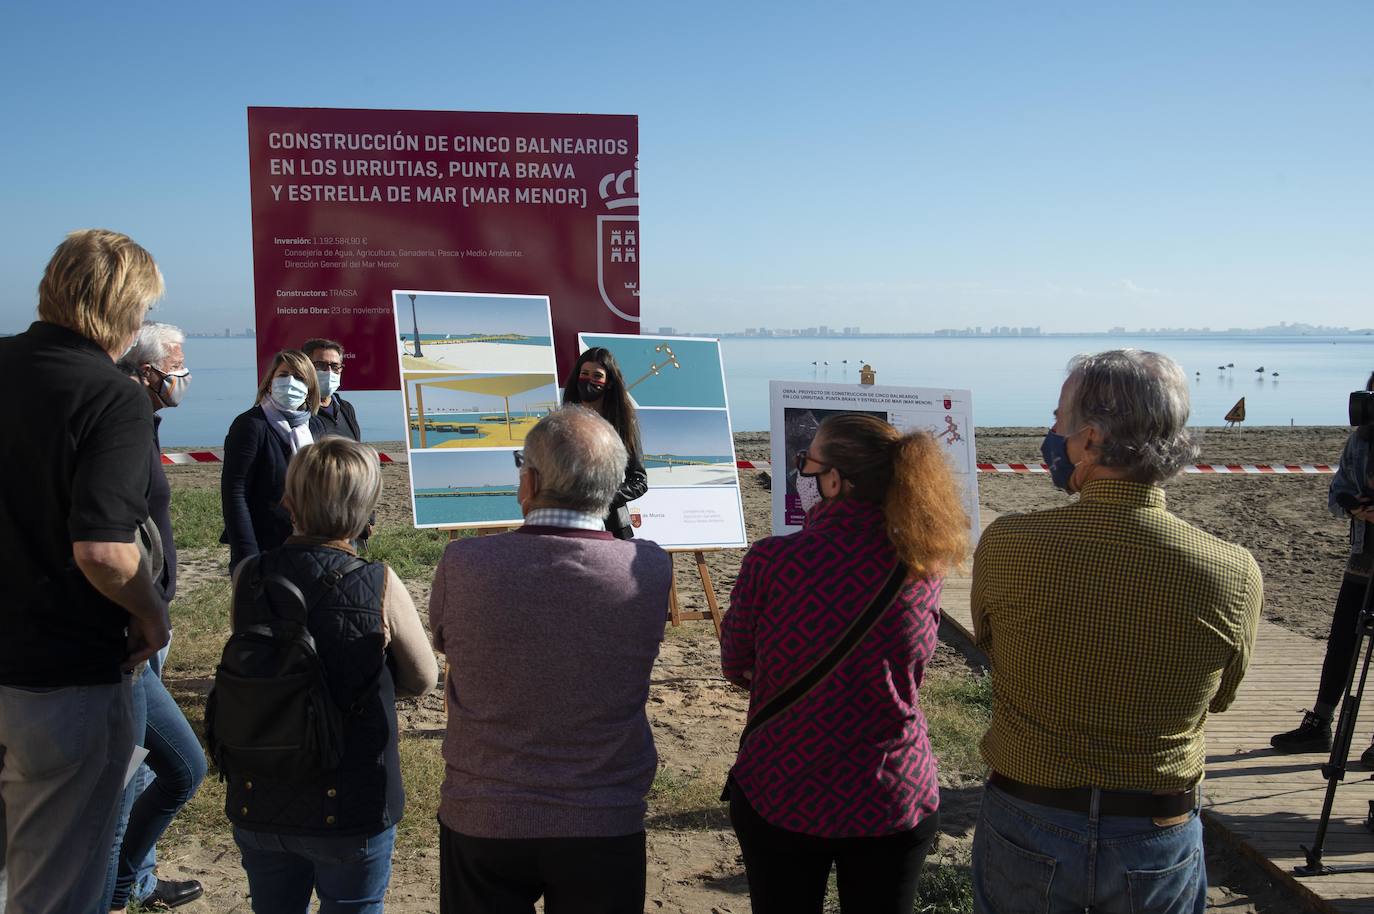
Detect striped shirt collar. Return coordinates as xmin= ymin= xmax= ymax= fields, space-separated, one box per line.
xmin=524 ymin=507 xmax=606 ymax=531
xmin=1076 ymin=478 xmax=1167 ymax=508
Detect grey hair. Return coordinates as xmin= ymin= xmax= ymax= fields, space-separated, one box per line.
xmin=1062 ymin=349 xmax=1199 ymax=484
xmin=116 ymin=320 xmax=184 ymax=373
xmin=523 ymin=406 xmax=628 ymax=515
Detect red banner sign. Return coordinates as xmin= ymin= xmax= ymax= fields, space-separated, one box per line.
xmin=247 ymin=107 xmax=640 ymax=389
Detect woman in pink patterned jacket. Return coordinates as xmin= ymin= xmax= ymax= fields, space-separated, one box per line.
xmin=721 ymin=413 xmax=969 ymax=914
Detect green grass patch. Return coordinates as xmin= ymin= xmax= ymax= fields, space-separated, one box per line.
xmin=166 ymin=578 xmax=233 ymax=678
xmin=647 ymin=765 xmax=730 ymax=829
xmin=396 ymin=735 xmax=447 ymax=856
xmin=169 ymin=488 xmax=226 ymax=550
xmin=821 ymin=851 xmax=973 ymax=913
xmin=366 ymin=525 xmax=454 ymax=581
xmin=924 ymin=669 xmax=993 ymax=781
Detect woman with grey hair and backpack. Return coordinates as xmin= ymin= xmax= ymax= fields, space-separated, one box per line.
xmin=207 ymin=437 xmax=437 ymax=913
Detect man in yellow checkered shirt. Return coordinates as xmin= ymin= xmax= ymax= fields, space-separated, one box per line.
xmin=970 ymin=350 xmax=1262 ymax=914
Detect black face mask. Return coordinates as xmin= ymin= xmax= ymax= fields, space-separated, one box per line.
xmin=578 ymin=379 xmax=606 ymax=401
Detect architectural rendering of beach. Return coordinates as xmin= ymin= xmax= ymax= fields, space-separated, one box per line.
xmin=638 ymin=408 xmax=738 ymax=487
xmin=404 ymin=373 xmax=559 ymax=449
xmin=394 ymin=291 xmax=556 ymax=373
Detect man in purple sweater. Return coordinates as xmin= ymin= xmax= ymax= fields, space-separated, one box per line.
xmin=430 ymin=406 xmax=672 ymax=914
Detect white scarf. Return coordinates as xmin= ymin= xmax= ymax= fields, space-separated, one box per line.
xmin=260 ymin=396 xmax=314 ymax=453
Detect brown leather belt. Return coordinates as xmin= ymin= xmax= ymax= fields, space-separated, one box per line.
xmin=989 ymin=772 xmax=1196 ymax=819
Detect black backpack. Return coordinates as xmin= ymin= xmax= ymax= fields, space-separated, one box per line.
xmin=205 ymin=555 xmax=379 ymax=784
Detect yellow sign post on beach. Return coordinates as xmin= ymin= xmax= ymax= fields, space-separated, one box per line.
xmin=1225 ymin=397 xmax=1246 ymax=428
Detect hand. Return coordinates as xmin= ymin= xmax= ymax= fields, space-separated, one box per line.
xmin=124 ymin=606 xmax=171 ymax=672
xmin=1353 ymin=506 xmax=1374 ymax=523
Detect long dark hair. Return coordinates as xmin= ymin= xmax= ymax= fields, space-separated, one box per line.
xmin=562 ymin=347 xmax=641 ymax=455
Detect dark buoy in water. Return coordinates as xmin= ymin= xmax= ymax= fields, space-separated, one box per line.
xmin=1254 ymin=366 xmax=1265 ymax=373
xmin=1272 ymin=371 xmax=1279 ymax=377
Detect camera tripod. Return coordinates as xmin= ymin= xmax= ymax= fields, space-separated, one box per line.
xmin=1295 ymin=569 xmax=1374 ymax=877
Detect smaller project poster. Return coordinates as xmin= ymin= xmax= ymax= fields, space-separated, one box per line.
xmin=579 ymin=333 xmax=747 ymax=549
xmin=394 ymin=290 xmax=558 ymax=528
xmin=769 ymin=381 xmax=980 ymax=544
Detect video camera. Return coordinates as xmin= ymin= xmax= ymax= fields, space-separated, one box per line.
xmin=1352 ymin=390 xmax=1374 ymax=427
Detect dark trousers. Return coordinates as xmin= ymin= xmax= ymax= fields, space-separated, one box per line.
xmin=439 ymin=824 xmax=645 ymax=914
xmin=729 ymin=789 xmax=940 ymax=914
xmin=1317 ymin=572 xmax=1374 ymax=708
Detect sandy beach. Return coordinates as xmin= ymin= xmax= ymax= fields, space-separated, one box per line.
xmin=646 ymin=462 xmax=739 ymax=487
xmin=401 ymin=341 xmax=555 ymax=373
xmin=152 ymin=425 xmax=1357 ymax=912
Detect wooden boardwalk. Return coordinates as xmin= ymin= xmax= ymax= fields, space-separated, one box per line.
xmin=941 ymin=517 xmax=1374 ymax=913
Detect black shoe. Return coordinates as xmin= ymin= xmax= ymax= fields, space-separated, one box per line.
xmin=1270 ymin=711 xmax=1332 ymax=753
xmin=1361 ymin=744 xmax=1374 ymax=770
xmin=141 ymin=879 xmax=203 ymax=910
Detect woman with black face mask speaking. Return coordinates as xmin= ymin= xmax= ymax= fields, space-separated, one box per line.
xmin=561 ymin=347 xmax=648 ymax=538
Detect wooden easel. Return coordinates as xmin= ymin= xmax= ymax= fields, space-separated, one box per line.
xmin=665 ymin=547 xmax=724 ymax=638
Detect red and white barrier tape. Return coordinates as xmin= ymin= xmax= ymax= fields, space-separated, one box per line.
xmin=159 ymin=452 xmax=1334 ymax=476
xmin=731 ymin=459 xmax=1335 ymax=475
xmin=162 ymin=450 xmax=403 ymax=465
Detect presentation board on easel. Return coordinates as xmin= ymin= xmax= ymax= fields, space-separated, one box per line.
xmin=392 ymin=289 xmax=558 ymax=529
xmin=577 ymin=333 xmax=747 ymax=550
xmin=768 ymin=380 xmax=982 ymax=545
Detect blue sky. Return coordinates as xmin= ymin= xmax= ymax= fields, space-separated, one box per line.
xmin=410 ymin=449 xmax=518 ymax=489
xmin=639 ymin=408 xmax=735 ymax=458
xmin=398 ymin=293 xmax=552 ymax=339
xmin=2 ymin=2 xmax=1370 ymax=335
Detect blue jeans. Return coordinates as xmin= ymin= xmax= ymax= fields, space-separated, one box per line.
xmin=108 ymin=666 xmax=207 ymax=908
xmin=234 ymin=826 xmax=395 ymax=914
xmin=0 ymin=679 xmax=134 ymax=914
xmin=971 ymin=782 xmax=1205 ymax=914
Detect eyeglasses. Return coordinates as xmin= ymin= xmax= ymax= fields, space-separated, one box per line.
xmin=312 ymin=360 xmax=344 ymax=373
xmin=794 ymin=449 xmax=832 ymax=477
xmin=513 ymin=450 xmax=525 ymax=468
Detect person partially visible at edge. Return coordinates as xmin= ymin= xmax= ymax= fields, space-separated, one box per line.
xmin=430 ymin=406 xmax=672 ymax=914
xmin=0 ymin=229 xmax=170 ymax=914
xmin=97 ymin=322 xmax=205 ymax=912
xmin=719 ymin=414 xmax=968 ymax=914
xmin=1271 ymin=369 xmax=1374 ymax=765
xmin=560 ymin=347 xmax=648 ymax=539
xmin=970 ymin=349 xmax=1263 ymax=914
xmin=219 ymin=350 xmax=325 ymax=572
xmin=226 ymin=437 xmax=437 ymax=913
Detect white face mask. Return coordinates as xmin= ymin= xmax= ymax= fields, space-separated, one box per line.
xmin=797 ymin=473 xmax=823 ymax=514
xmin=270 ymin=376 xmax=309 ymax=411
xmin=318 ymin=370 xmax=341 ymax=399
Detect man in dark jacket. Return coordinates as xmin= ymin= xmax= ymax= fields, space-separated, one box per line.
xmin=303 ymin=338 xmax=360 ymax=441
xmin=302 ymin=338 xmax=371 ymax=551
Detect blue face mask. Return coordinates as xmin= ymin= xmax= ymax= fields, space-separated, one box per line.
xmin=318 ymin=370 xmax=341 ymax=399
xmin=1041 ymin=431 xmax=1076 ymax=491
xmin=270 ymin=376 xmax=309 ymax=412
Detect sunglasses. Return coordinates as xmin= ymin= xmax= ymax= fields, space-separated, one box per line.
xmin=513 ymin=450 xmax=524 ymax=468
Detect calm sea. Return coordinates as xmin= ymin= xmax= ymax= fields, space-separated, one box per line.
xmin=159 ymin=336 xmax=1374 ymax=447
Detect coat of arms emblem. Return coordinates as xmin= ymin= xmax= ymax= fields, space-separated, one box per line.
xmin=597 ymin=163 xmax=640 ymax=322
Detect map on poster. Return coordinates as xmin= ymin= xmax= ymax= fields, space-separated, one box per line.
xmin=768 ymin=380 xmax=980 ymax=543
xmin=579 ymin=333 xmax=747 ymax=549
xmin=395 ymin=290 xmax=558 ymax=529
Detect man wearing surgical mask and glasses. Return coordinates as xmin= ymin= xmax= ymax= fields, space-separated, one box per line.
xmin=303 ymin=337 xmax=361 ymax=442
